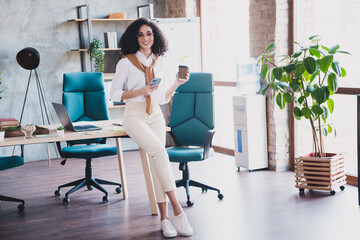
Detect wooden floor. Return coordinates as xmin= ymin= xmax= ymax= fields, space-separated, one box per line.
xmin=0 ymin=151 xmax=359 ymax=240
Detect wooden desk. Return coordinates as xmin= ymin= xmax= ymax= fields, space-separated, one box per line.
xmin=0 ymin=120 xmax=159 ymax=215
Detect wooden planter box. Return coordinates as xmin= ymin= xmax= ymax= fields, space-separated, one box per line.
xmin=294 ymin=153 xmax=346 ymax=195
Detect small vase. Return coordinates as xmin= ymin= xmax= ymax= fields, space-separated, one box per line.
xmin=21 ymin=124 xmax=36 ymax=139
xmin=0 ymin=131 xmax=4 ymax=142
xmin=57 ymin=129 xmax=64 ymax=137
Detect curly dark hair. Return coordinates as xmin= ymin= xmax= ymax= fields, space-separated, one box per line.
xmin=120 ymin=18 xmax=168 ymax=56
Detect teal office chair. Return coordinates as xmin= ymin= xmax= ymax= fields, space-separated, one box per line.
xmin=167 ymin=72 xmax=223 ymax=206
xmin=0 ymin=155 xmax=25 ymax=211
xmin=54 ymin=72 xmax=121 ymax=205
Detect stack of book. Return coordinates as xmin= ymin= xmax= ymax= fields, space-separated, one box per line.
xmin=104 ymin=32 xmax=118 ymax=48
xmin=0 ymin=118 xmax=19 ymax=130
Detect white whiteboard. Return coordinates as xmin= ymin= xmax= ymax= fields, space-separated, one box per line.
xmin=152 ymin=18 xmax=202 ymax=82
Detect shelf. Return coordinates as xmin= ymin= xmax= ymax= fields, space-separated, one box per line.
xmin=108 ymin=104 xmax=126 ymax=109
xmin=67 ymin=18 xmax=136 ymax=22
xmin=71 ymin=48 xmax=121 ymax=52
xmin=104 ymin=73 xmax=115 ymax=81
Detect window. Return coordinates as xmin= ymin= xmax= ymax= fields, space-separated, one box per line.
xmin=295 ymin=0 xmax=360 ymax=176
xmin=201 ymin=0 xmax=250 ymax=150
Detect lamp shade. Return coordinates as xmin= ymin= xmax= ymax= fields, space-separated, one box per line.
xmin=16 ymin=47 xmax=40 ymax=70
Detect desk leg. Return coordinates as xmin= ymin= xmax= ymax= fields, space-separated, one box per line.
xmin=139 ymin=147 xmax=158 ymax=215
xmin=115 ymin=138 xmax=127 ymax=199
xmin=46 ymin=143 xmax=51 ymax=167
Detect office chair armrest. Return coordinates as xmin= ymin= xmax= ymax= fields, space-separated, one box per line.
xmin=203 ymin=130 xmax=215 ymax=159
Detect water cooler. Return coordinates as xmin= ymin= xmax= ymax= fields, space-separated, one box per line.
xmin=233 ymin=59 xmax=268 ymax=171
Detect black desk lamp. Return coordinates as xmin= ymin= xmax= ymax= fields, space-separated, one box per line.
xmin=16 ymin=47 xmax=53 ymax=125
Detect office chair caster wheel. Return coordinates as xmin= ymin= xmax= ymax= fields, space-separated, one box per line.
xmin=202 ymin=188 xmax=207 ymax=193
xmin=54 ymin=190 xmax=61 ymax=197
xmin=18 ymin=204 xmax=25 ymax=211
xmin=103 ymin=196 xmax=109 ymax=203
xmin=340 ymin=185 xmax=345 ymax=191
xmin=87 ymin=185 xmax=93 ymax=190
xmin=63 ymin=197 xmax=70 ymax=205
xmin=330 ymin=190 xmax=336 ymax=195
xmin=186 ymin=200 xmax=194 ymax=207
xmin=218 ymin=193 xmax=224 ymax=200
xmin=115 ymin=186 xmax=122 ymax=194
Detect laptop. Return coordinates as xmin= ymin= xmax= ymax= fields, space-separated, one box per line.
xmin=52 ymin=102 xmax=102 ymax=132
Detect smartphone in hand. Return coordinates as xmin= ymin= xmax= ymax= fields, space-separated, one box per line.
xmin=178 ymin=65 xmax=189 ymax=81
xmin=149 ymin=78 xmax=161 ymax=86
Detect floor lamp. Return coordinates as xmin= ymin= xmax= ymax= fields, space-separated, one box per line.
xmin=15 ymin=47 xmax=58 ymax=164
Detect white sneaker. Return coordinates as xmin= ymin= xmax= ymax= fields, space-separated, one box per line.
xmin=173 ymin=213 xmax=193 ymax=237
xmin=161 ymin=219 xmax=177 ymax=238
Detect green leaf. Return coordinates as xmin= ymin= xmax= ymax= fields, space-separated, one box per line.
xmin=301 ymin=107 xmax=311 ymax=119
xmin=321 ymin=105 xmax=329 ymax=119
xmin=293 ymin=106 xmax=302 ymax=119
xmin=312 ymin=88 xmax=326 ymax=104
xmin=283 ymin=93 xmax=292 ymax=103
xmin=331 ymin=62 xmax=341 ymax=76
xmin=306 ymin=85 xmax=315 ymax=93
xmin=337 ymin=50 xmax=351 ymax=55
xmin=312 ymin=105 xmax=324 ymax=115
xmin=327 ymin=98 xmax=334 ymax=113
xmin=341 ymin=67 xmax=347 ymax=77
xmin=328 ymin=44 xmax=340 ymax=54
xmin=319 ymin=55 xmax=333 ymax=73
xmin=309 ymin=48 xmax=321 ymax=58
xmin=298 ymin=96 xmax=305 ymax=104
xmin=304 ymin=57 xmax=316 ymax=74
xmin=261 ymin=64 xmax=268 ymax=79
xmin=310 ymin=69 xmax=320 ymax=83
xmin=276 ymin=93 xmax=285 ymax=109
xmin=322 ymin=127 xmax=328 ymax=136
xmin=292 ymin=51 xmax=302 ymax=58
xmin=289 ymin=79 xmax=300 ymax=92
xmin=261 ymin=84 xmax=270 ymax=95
xmin=294 ymin=62 xmax=305 ymax=77
xmin=280 ymin=74 xmax=287 ymax=82
xmin=321 ymin=45 xmax=329 ymax=51
xmin=276 ymin=82 xmax=289 ymax=89
xmin=309 ymin=35 xmax=319 ymax=40
xmin=273 ymin=67 xmax=283 ymax=80
xmin=324 ymin=87 xmax=330 ymax=100
xmin=283 ymin=63 xmax=296 ymax=73
xmin=328 ymin=124 xmax=333 ymax=134
xmin=265 ymin=43 xmax=275 ymax=53
xmin=327 ymin=73 xmax=338 ymax=93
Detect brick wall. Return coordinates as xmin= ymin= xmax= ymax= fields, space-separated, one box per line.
xmin=165 ymin=0 xmax=199 ymax=18
xmin=249 ymin=0 xmax=290 ymax=171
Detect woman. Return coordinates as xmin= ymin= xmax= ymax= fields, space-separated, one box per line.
xmin=109 ymin=18 xmax=193 ymax=238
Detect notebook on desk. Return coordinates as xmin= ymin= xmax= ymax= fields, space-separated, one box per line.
xmin=52 ymin=102 xmax=102 ymax=132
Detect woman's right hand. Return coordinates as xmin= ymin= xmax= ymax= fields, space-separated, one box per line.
xmin=141 ymin=84 xmax=158 ymax=96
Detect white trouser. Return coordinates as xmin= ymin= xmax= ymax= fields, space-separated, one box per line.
xmin=123 ymin=102 xmax=176 ymax=203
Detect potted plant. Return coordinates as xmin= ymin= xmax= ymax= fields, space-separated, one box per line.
xmin=257 ymin=35 xmax=350 ymax=194
xmin=57 ymin=126 xmax=65 ymax=137
xmin=88 ymin=38 xmax=105 ymax=72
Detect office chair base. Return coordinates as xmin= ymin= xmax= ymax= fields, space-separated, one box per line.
xmin=0 ymin=194 xmax=25 ymax=211
xmin=175 ymin=162 xmax=223 ymax=206
xmin=54 ymin=159 xmax=121 ymax=204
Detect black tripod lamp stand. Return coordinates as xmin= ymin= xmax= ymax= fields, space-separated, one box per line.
xmin=16 ymin=47 xmax=58 ymax=164
xmin=16 ymin=47 xmax=54 ymax=126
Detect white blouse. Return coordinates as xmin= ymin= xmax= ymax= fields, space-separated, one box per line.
xmin=110 ymin=51 xmax=172 ymax=105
